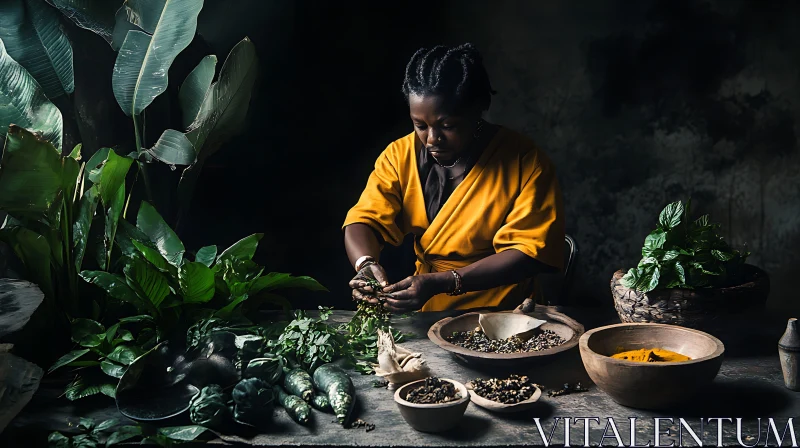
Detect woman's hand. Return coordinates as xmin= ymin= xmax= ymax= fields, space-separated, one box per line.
xmin=381 ymin=274 xmax=449 ymax=312
xmin=349 ymin=263 xmax=390 ymax=305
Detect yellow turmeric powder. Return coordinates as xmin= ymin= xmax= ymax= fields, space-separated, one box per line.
xmin=611 ymin=348 xmax=691 ymax=363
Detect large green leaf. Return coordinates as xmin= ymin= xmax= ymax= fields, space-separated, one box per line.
xmin=158 ymin=425 xmax=208 ymax=441
xmin=178 ymin=261 xmax=214 ymax=303
xmin=179 ymin=55 xmax=216 ymax=128
xmin=123 ymin=257 xmax=169 ymax=308
xmin=110 ymin=6 xmax=141 ymax=52
xmin=0 ymin=0 xmax=74 ymax=99
xmin=249 ymin=272 xmax=329 ymax=295
xmin=107 ymin=344 xmax=139 ymax=365
xmin=175 ymin=38 xmax=258 ymax=222
xmin=195 ymin=245 xmax=216 ymax=267
xmin=114 ymin=219 xmax=152 ymax=258
xmin=131 ymin=240 xmax=168 ymax=271
xmin=145 ymin=128 xmax=196 ymax=165
xmin=111 ymin=0 xmax=204 ymax=116
xmin=0 ymin=226 xmax=53 ymax=302
xmin=100 ymin=360 xmax=125 ymax=378
xmin=214 ymin=293 xmax=248 ymax=319
xmin=64 ymin=375 xmax=116 ymax=401
xmin=644 ymin=229 xmax=666 ymax=250
xmin=217 ymin=233 xmax=262 ymax=263
xmin=43 ymin=0 xmax=122 ymax=48
xmin=80 ymin=270 xmax=157 ymax=315
xmin=0 ymin=39 xmax=62 ymax=148
xmin=48 ymin=348 xmax=90 ymax=373
xmin=658 ymin=200 xmax=683 ymax=231
xmin=185 ymin=37 xmax=257 ymax=159
xmin=84 ymin=147 xmax=110 ymax=184
xmin=106 ymin=426 xmax=143 ymax=446
xmin=72 ymin=185 xmax=99 ymax=271
xmin=96 ymin=150 xmax=133 ymax=206
xmin=103 ymin=179 xmax=125 ymax=268
xmin=136 ymin=201 xmax=185 ymax=266
xmin=0 ymin=125 xmax=77 ymax=220
xmin=71 ymin=318 xmax=105 ymax=347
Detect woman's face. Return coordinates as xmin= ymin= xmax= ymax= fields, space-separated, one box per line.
xmin=408 ymin=93 xmax=480 ymax=164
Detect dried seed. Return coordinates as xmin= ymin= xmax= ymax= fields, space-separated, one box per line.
xmin=471 ymin=374 xmax=539 ymax=404
xmin=406 ymin=377 xmax=461 ymax=404
xmin=446 ymin=329 xmax=566 ymax=353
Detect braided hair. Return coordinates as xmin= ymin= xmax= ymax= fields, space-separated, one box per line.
xmin=401 ymin=43 xmax=497 ymax=112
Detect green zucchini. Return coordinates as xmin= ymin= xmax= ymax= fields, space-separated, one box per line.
xmin=312 ymin=363 xmax=355 ymax=425
xmin=276 ymin=384 xmax=311 ymax=424
xmin=284 ymin=368 xmax=314 ymax=402
xmin=311 ymin=394 xmax=332 ymax=412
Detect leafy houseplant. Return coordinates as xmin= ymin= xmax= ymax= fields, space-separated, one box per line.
xmin=50 ymin=202 xmax=327 ymax=400
xmin=0 ymin=0 xmax=259 ymax=365
xmin=0 ymin=125 xmax=133 ymax=364
xmin=0 ymin=0 xmax=259 ymax=231
xmin=620 ymin=199 xmax=750 ymax=293
xmin=612 ymin=199 xmax=769 ymax=330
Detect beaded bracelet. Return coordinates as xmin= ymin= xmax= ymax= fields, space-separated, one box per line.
xmin=448 ymin=270 xmax=465 ymax=296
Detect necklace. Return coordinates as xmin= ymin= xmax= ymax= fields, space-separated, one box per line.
xmin=429 ymin=119 xmax=485 ymax=171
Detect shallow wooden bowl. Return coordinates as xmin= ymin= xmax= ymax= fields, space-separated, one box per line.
xmin=579 ymin=323 xmax=724 ymax=410
xmin=393 ymin=378 xmax=470 ymax=433
xmin=465 ymin=381 xmax=542 ymax=413
xmin=427 ymin=310 xmax=584 ymax=368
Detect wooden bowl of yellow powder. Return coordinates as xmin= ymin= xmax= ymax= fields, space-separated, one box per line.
xmin=579 ymin=322 xmax=724 ymax=410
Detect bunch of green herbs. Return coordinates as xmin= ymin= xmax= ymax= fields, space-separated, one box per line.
xmin=269 ymin=307 xmax=349 ymax=372
xmin=340 ymin=279 xmax=411 ymax=374
xmin=621 ymin=199 xmax=750 ymax=293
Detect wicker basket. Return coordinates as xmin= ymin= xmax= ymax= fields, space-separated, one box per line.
xmin=611 ymin=264 xmax=770 ymax=330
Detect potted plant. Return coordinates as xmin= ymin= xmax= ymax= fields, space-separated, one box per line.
xmin=611 ymin=199 xmax=770 ymax=330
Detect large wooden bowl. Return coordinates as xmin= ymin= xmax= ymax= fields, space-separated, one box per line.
xmin=427 ymin=310 xmax=584 ymax=368
xmin=579 ymin=323 xmax=724 ymax=410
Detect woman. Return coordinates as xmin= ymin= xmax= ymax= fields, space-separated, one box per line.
xmin=342 ymin=43 xmax=565 ymax=313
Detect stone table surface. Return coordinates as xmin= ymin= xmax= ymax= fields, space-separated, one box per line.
xmin=3 ymin=306 xmax=799 ymax=447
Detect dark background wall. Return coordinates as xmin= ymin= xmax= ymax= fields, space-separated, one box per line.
xmin=175 ymin=0 xmax=800 ymax=314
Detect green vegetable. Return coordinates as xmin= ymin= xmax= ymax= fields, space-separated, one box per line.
xmin=189 ymin=385 xmax=230 ymax=430
xmin=245 ymin=354 xmax=285 ymax=385
xmin=621 ymin=199 xmax=750 ymax=293
xmin=284 ymin=368 xmax=314 ymax=402
xmin=273 ymin=307 xmax=348 ymax=371
xmin=232 ymin=378 xmax=275 ymax=427
xmin=311 ymin=394 xmax=332 ymax=412
xmin=312 ymin=363 xmax=355 ymax=426
xmin=339 ymin=301 xmax=408 ymax=374
xmin=275 ymin=384 xmax=310 ymax=424
xmin=236 ymin=336 xmax=268 ymax=372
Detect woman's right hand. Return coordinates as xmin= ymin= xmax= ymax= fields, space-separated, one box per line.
xmin=349 ymin=263 xmax=390 ymax=305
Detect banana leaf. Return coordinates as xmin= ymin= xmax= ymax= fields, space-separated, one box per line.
xmin=44 ymin=0 xmax=129 ymax=49
xmin=179 ymin=55 xmax=216 ymax=129
xmin=111 ymin=0 xmax=204 ymax=117
xmin=0 ymin=39 xmax=63 ymax=149
xmin=136 ymin=201 xmax=185 ymax=267
xmin=0 ymin=125 xmax=78 ymax=224
xmin=0 ymin=0 xmax=74 ymax=99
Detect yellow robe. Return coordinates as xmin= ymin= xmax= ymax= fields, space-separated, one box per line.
xmin=342 ymin=126 xmax=565 ymax=311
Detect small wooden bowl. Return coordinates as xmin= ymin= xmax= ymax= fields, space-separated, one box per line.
xmin=393 ymin=378 xmax=470 ymax=433
xmin=465 ymin=381 xmax=542 ymax=413
xmin=579 ymin=323 xmax=724 ymax=410
xmin=427 ymin=310 xmax=584 ymax=368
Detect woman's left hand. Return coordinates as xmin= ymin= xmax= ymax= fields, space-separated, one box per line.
xmin=381 ymin=274 xmax=444 ymax=312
